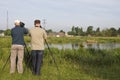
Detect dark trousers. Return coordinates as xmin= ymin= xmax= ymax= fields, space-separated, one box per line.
xmin=31 ymin=50 xmax=44 ymax=75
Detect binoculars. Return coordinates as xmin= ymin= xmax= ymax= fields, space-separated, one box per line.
xmin=20 ymin=22 xmax=25 ymax=28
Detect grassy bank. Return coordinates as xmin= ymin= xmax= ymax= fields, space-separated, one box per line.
xmin=1 ymin=36 xmax=120 ymax=44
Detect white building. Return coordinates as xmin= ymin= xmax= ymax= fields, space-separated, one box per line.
xmin=0 ymin=33 xmax=5 ymax=37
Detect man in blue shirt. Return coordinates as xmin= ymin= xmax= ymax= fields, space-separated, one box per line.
xmin=10 ymin=20 xmax=28 ymax=74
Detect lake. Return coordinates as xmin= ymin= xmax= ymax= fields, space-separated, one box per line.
xmin=46 ymin=42 xmax=120 ymax=50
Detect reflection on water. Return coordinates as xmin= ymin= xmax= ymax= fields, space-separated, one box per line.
xmin=83 ymin=42 xmax=117 ymax=49
xmin=47 ymin=42 xmax=120 ymax=50
xmin=27 ymin=42 xmax=120 ymax=50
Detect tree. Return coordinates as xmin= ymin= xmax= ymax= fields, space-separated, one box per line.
xmin=46 ymin=29 xmax=53 ymax=33
xmin=110 ymin=27 xmax=117 ymax=36
xmin=67 ymin=31 xmax=75 ymax=35
xmin=101 ymin=28 xmax=117 ymax=37
xmin=79 ymin=27 xmax=85 ymax=36
xmin=59 ymin=30 xmax=65 ymax=33
xmin=95 ymin=27 xmax=101 ymax=36
xmin=96 ymin=27 xmax=100 ymax=33
xmin=72 ymin=26 xmax=75 ymax=32
xmin=75 ymin=27 xmax=79 ymax=35
xmin=86 ymin=26 xmax=94 ymax=36
xmin=77 ymin=27 xmax=85 ymax=36
xmin=68 ymin=26 xmax=85 ymax=36
xmin=68 ymin=26 xmax=76 ymax=35
xmin=4 ymin=29 xmax=11 ymax=36
xmin=101 ymin=29 xmax=111 ymax=37
xmin=0 ymin=30 xmax=4 ymax=33
xmin=117 ymin=28 xmax=120 ymax=35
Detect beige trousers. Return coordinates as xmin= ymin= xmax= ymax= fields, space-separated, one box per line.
xmin=10 ymin=45 xmax=24 ymax=74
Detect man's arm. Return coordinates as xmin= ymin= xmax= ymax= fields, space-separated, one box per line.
xmin=23 ymin=28 xmax=28 ymax=34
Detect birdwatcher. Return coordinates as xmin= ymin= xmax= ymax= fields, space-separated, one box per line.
xmin=29 ymin=19 xmax=47 ymax=75
xmin=10 ymin=20 xmax=28 ymax=74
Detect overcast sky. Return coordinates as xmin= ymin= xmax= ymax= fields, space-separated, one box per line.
xmin=0 ymin=0 xmax=120 ymax=32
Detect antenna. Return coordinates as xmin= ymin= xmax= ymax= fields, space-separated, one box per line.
xmin=6 ymin=10 xmax=8 ymax=29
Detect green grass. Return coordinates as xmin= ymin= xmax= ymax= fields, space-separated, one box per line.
xmin=0 ymin=37 xmax=120 ymax=80
xmin=0 ymin=47 xmax=120 ymax=80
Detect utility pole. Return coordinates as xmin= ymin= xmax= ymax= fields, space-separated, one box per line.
xmin=43 ymin=19 xmax=46 ymax=29
xmin=6 ymin=10 xmax=8 ymax=29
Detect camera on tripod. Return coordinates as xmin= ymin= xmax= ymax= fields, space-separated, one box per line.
xmin=20 ymin=22 xmax=25 ymax=28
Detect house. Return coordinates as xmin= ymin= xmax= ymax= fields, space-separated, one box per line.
xmin=56 ymin=32 xmax=65 ymax=37
xmin=47 ymin=32 xmax=65 ymax=37
xmin=0 ymin=33 xmax=5 ymax=37
xmin=47 ymin=32 xmax=56 ymax=37
xmin=65 ymin=33 xmax=74 ymax=37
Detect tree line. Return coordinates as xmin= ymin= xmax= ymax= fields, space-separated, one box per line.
xmin=1 ymin=26 xmax=120 ymax=37
xmin=68 ymin=26 xmax=120 ymax=37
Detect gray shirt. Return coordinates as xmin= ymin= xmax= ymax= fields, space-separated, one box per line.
xmin=29 ymin=27 xmax=47 ymax=50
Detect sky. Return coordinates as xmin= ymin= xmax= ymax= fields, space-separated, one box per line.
xmin=0 ymin=0 xmax=120 ymax=32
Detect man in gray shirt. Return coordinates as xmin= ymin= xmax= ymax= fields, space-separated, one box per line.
xmin=29 ymin=19 xmax=47 ymax=75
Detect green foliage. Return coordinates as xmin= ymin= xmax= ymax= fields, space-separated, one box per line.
xmin=0 ymin=37 xmax=11 ymax=48
xmin=117 ymin=28 xmax=120 ymax=35
xmin=46 ymin=29 xmax=53 ymax=33
xmin=64 ymin=48 xmax=120 ymax=65
xmin=59 ymin=30 xmax=65 ymax=33
xmin=0 ymin=30 xmax=4 ymax=33
xmin=67 ymin=26 xmax=120 ymax=37
xmin=110 ymin=27 xmax=117 ymax=36
xmin=68 ymin=26 xmax=85 ymax=36
xmin=4 ymin=29 xmax=11 ymax=36
xmin=86 ymin=26 xmax=94 ymax=36
xmin=95 ymin=27 xmax=102 ymax=36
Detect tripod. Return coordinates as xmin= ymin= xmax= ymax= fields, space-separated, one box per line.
xmin=45 ymin=39 xmax=61 ymax=80
xmin=0 ymin=54 xmax=10 ymax=72
xmin=45 ymin=39 xmax=59 ymax=71
xmin=23 ymin=43 xmax=32 ymax=72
